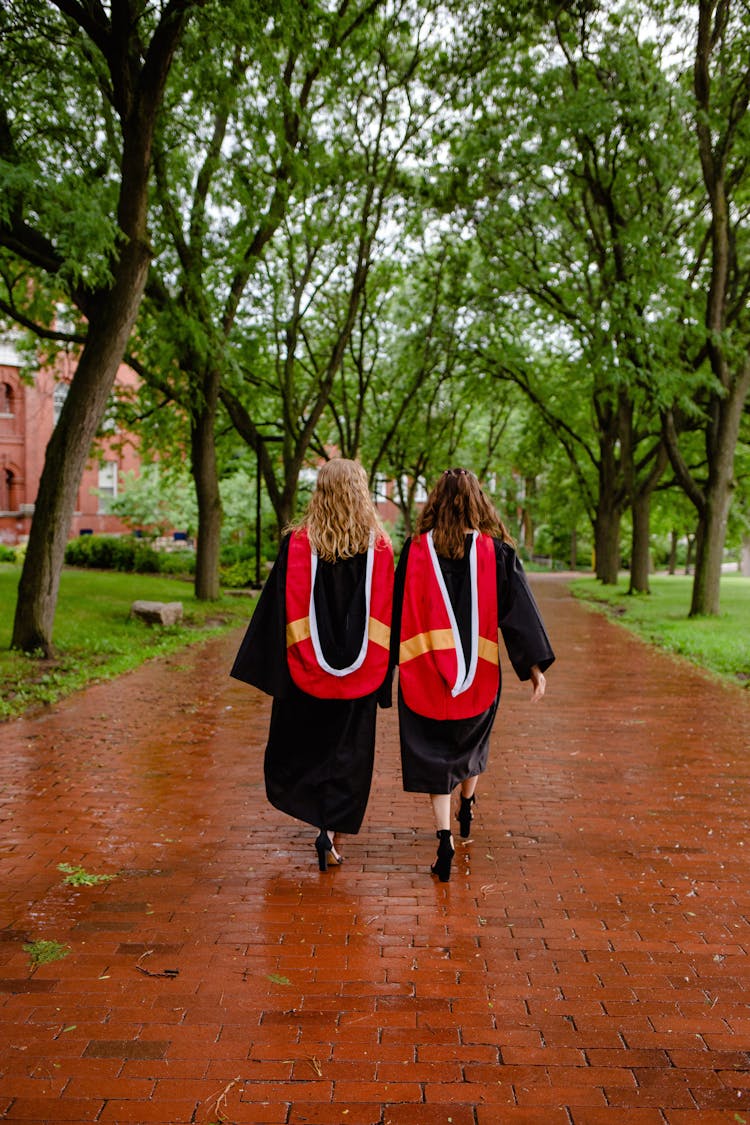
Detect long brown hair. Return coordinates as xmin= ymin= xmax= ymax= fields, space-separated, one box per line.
xmin=415 ymin=468 xmax=515 ymax=559
xmin=293 ymin=458 xmax=388 ymax=562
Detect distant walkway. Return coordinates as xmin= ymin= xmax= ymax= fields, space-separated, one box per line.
xmin=1 ymin=575 xmax=750 ymax=1124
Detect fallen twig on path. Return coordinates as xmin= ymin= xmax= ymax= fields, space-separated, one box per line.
xmin=205 ymin=1075 xmax=242 ymax=1121
xmin=135 ymin=949 xmax=179 ymax=978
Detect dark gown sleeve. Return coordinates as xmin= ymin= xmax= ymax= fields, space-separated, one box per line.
xmin=495 ymin=539 xmax=555 ymax=681
xmin=379 ymin=537 xmax=411 ymax=709
xmin=229 ymin=533 xmax=295 ymax=699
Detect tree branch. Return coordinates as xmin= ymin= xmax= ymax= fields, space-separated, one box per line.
xmin=50 ymin=0 xmax=110 ymax=55
xmin=0 ymin=297 xmax=87 ymax=346
xmin=661 ymin=407 xmax=705 ymax=511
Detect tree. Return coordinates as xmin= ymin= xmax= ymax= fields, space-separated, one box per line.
xmin=0 ymin=0 xmax=204 ymax=654
xmin=110 ymin=464 xmax=198 ymax=538
xmin=456 ymin=4 xmax=687 ymax=589
xmin=317 ymin=237 xmax=520 ymax=537
xmin=220 ymin=0 xmax=439 ymax=532
xmin=662 ymin=0 xmax=750 ymax=614
xmin=126 ymin=0 xmax=407 ymax=596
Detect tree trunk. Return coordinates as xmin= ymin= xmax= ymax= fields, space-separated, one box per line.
xmin=592 ymin=418 xmax=624 ymax=584
xmin=663 ymin=370 xmax=749 ymax=610
xmin=689 ymin=370 xmax=748 ymax=614
xmin=741 ymin=535 xmax=750 ymax=578
xmin=593 ymin=446 xmax=622 ymax=586
xmin=689 ymin=490 xmax=732 ymax=616
xmin=594 ymin=505 xmax=620 ymax=584
xmin=628 ymin=492 xmax=652 ymax=594
xmin=190 ymin=372 xmax=222 ymax=601
xmin=11 ymin=249 xmax=150 ymax=655
xmin=274 ymin=477 xmax=297 ymax=535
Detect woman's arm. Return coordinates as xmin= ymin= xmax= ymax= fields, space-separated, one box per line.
xmin=529 ymin=663 xmax=546 ymax=701
xmin=495 ymin=540 xmax=555 ymax=682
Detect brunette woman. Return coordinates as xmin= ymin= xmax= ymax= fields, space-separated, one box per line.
xmin=392 ymin=468 xmax=554 ymax=882
xmin=231 ymin=459 xmax=393 ymax=870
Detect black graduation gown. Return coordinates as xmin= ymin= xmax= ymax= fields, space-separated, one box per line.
xmin=392 ymin=536 xmax=555 ymax=794
xmin=230 ymin=534 xmax=382 ymax=834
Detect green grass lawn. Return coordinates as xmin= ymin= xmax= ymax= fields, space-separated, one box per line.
xmin=0 ymin=564 xmax=256 ymax=720
xmin=571 ymin=572 xmax=750 ymax=687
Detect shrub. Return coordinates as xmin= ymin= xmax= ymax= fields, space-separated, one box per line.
xmin=156 ymin=551 xmax=196 ymax=576
xmin=65 ymin=536 xmax=125 ymax=570
xmin=132 ymin=543 xmax=160 ymax=573
xmin=220 ymin=559 xmax=257 ymax=588
xmin=108 ymin=538 xmax=135 ymax=570
xmin=0 ymin=544 xmax=17 ymax=562
xmin=64 ymin=535 xmax=183 ymax=575
xmin=64 ymin=536 xmax=99 ymax=567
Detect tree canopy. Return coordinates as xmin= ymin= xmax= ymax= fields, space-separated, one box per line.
xmin=1 ymin=0 xmax=749 ymax=650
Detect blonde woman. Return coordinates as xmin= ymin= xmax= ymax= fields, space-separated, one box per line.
xmin=392 ymin=468 xmax=554 ymax=882
xmin=231 ymin=459 xmax=394 ymax=870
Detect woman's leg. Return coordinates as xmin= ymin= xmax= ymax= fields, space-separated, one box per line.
xmin=429 ymin=793 xmax=455 ymax=881
xmin=460 ymin=775 xmax=478 ymax=799
xmin=430 ymin=793 xmax=452 ymax=831
xmin=457 ymin=776 xmax=478 ymax=838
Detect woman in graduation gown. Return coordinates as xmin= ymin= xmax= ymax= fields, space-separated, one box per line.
xmin=230 ymin=459 xmax=394 ymax=871
xmin=392 ymin=467 xmax=554 ymax=882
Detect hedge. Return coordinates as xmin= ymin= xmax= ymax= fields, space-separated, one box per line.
xmin=64 ymin=535 xmax=195 ymax=575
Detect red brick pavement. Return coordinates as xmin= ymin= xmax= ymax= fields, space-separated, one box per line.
xmin=1 ymin=575 xmax=750 ymax=1124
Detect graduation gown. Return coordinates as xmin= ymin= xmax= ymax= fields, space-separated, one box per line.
xmin=230 ymin=533 xmax=384 ymax=834
xmin=392 ymin=535 xmax=555 ymax=794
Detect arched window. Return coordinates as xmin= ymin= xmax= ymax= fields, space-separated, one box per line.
xmin=0 ymin=468 xmax=12 ymax=511
xmin=0 ymin=382 xmax=12 ymax=415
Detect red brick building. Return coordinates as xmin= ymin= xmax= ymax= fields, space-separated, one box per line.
xmin=0 ymin=337 xmax=141 ymax=546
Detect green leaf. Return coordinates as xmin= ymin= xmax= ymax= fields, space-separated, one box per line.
xmin=58 ymin=863 xmax=116 ymax=887
xmin=266 ymin=973 xmax=292 ymax=985
xmin=23 ymin=940 xmax=70 ymax=970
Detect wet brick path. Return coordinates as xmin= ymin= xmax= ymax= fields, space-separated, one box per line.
xmin=1 ymin=575 xmax=750 ymax=1124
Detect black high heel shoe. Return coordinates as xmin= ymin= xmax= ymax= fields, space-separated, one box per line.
xmin=457 ymin=794 xmax=475 ymax=838
xmin=314 ymin=829 xmax=343 ymax=872
xmin=431 ymin=829 xmax=454 ymax=882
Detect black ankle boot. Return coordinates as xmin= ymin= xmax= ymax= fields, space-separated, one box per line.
xmin=457 ymin=794 xmax=475 ymax=838
xmin=430 ymin=829 xmax=454 ymax=882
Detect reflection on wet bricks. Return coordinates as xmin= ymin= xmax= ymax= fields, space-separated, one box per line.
xmin=1 ymin=575 xmax=750 ymax=1124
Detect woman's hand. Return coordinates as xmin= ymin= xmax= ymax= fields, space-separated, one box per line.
xmin=529 ymin=665 xmax=546 ymax=702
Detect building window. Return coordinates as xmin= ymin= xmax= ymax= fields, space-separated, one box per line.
xmin=372 ymin=473 xmax=388 ymax=504
xmin=98 ymin=461 xmax=118 ymax=514
xmin=399 ymin=474 xmax=428 ymax=504
xmin=0 ymin=382 xmax=12 ymax=415
xmin=0 ymin=468 xmax=12 ymax=511
xmin=53 ymin=383 xmax=69 ymax=425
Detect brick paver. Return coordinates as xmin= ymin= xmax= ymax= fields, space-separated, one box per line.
xmin=1 ymin=575 xmax=750 ymax=1124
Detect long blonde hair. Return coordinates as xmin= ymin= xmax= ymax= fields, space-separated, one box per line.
xmin=294 ymin=458 xmax=387 ymax=562
xmin=416 ymin=467 xmax=515 ymax=559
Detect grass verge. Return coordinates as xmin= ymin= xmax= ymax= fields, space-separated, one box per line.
xmin=0 ymin=564 xmax=256 ymax=721
xmin=571 ymin=572 xmax=750 ymax=687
